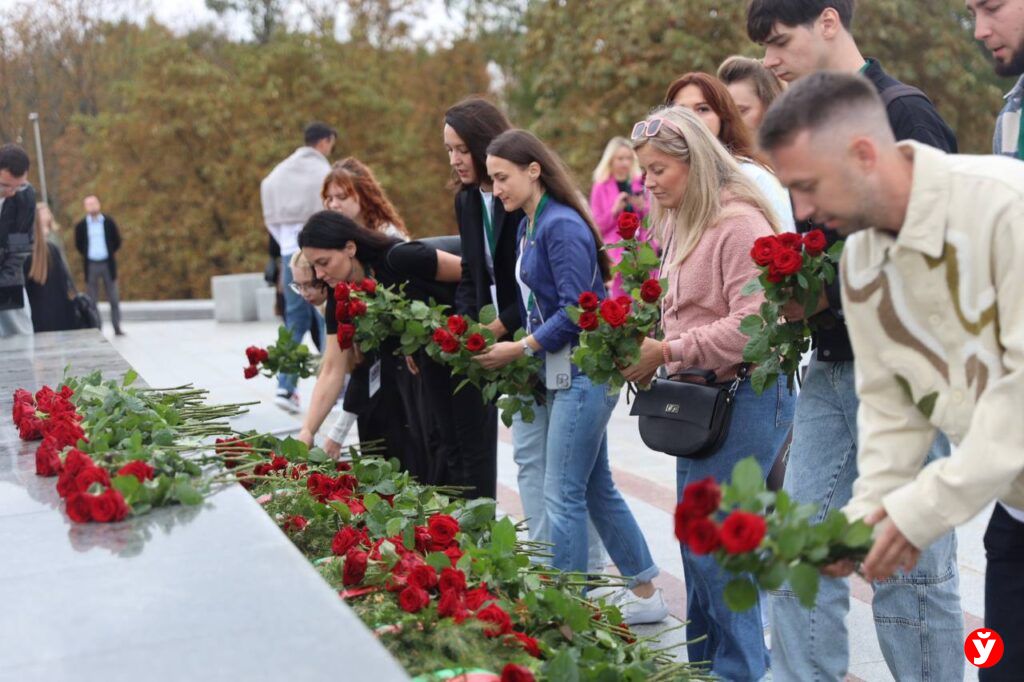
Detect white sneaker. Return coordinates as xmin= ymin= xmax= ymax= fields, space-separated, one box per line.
xmin=608 ymin=587 xmax=669 ymax=625
xmin=274 ymin=389 xmax=301 ymax=414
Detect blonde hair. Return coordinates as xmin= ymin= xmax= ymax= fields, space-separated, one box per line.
xmin=592 ymin=136 xmax=641 ymax=184
xmin=633 ymin=106 xmax=780 ymax=267
xmin=289 ymin=251 xmax=314 ymax=277
xmin=28 ymin=202 xmax=60 ymax=285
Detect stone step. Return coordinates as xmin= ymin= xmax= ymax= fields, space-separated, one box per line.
xmin=97 ymin=299 xmax=215 ymax=322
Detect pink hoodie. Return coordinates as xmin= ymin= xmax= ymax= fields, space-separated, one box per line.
xmin=661 ymin=195 xmax=772 ymax=382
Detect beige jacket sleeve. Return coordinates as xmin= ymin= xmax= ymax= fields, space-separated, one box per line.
xmin=880 ymin=210 xmax=1024 ymax=549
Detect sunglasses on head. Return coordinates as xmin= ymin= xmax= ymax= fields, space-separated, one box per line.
xmin=631 ymin=116 xmax=685 ymax=141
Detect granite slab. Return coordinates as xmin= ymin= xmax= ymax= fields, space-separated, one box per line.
xmin=0 ymin=329 xmax=408 ymax=682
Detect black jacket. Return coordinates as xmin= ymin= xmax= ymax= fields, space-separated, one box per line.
xmin=0 ymin=184 xmax=37 ymax=310
xmin=74 ymin=214 xmax=122 ymax=280
xmin=806 ymin=58 xmax=958 ymax=363
xmin=453 ymin=189 xmax=523 ymax=336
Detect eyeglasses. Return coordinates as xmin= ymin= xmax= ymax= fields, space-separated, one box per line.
xmin=289 ymin=281 xmax=326 ymax=295
xmin=0 ymin=181 xmax=29 ymax=194
xmin=631 ymin=116 xmax=686 ymax=141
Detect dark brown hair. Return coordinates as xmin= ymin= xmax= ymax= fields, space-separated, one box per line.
xmin=747 ymin=0 xmax=855 ymax=43
xmin=298 ymin=210 xmax=401 ymax=266
xmin=444 ymin=97 xmax=513 ymax=190
xmin=321 ymin=157 xmax=408 ymax=237
xmin=486 ymin=129 xmax=611 ymax=281
xmin=664 ymin=72 xmax=762 ymax=163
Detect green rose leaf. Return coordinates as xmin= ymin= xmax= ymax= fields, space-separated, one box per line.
xmin=789 ymin=562 xmax=821 ymax=608
xmin=723 ymin=577 xmax=759 ymax=612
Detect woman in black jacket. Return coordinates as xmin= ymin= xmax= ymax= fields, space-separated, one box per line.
xmin=24 ymin=203 xmax=77 ymax=332
xmin=437 ymin=97 xmax=524 ymax=499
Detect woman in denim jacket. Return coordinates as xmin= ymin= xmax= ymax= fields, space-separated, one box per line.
xmin=474 ymin=129 xmax=667 ymax=625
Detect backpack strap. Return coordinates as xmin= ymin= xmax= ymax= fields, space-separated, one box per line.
xmin=880 ymin=83 xmax=931 ymax=108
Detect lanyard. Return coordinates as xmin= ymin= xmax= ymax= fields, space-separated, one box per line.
xmin=481 ymin=195 xmax=497 ymax=260
xmin=524 ymin=194 xmax=550 ymax=316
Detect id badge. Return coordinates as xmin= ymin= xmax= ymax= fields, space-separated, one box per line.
xmin=369 ymin=359 xmax=382 ymax=398
xmin=545 ymin=346 xmax=573 ymax=390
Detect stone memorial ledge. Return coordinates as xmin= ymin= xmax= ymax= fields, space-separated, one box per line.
xmin=0 ymin=329 xmax=408 ymax=682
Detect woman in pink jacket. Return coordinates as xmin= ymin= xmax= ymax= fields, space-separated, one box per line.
xmin=588 ymin=137 xmax=648 ymax=297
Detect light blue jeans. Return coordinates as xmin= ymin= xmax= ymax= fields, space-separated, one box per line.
xmin=512 ymin=404 xmax=607 ymax=572
xmin=517 ymin=375 xmax=657 ymax=585
xmin=676 ymin=375 xmax=795 ymax=681
xmin=770 ymin=358 xmax=964 ymax=682
xmin=279 ymin=256 xmax=325 ymax=395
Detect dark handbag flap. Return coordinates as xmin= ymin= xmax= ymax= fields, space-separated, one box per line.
xmin=629 ymin=378 xmax=724 ymax=429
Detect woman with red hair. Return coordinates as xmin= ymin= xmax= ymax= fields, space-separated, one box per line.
xmin=665 ymin=72 xmax=794 ymax=232
xmin=321 ymin=157 xmax=410 ymax=240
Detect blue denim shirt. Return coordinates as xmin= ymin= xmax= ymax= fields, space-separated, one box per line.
xmin=993 ymin=74 xmax=1024 ymax=158
xmin=517 ymin=198 xmax=604 ymax=354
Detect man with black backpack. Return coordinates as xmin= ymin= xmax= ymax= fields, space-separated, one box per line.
xmin=745 ymin=1 xmax=964 ymax=679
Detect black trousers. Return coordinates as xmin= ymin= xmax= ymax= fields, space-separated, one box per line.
xmin=980 ymin=503 xmax=1024 ymax=681
xmin=418 ymin=357 xmax=498 ymax=499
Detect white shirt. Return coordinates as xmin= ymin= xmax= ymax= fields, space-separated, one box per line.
xmin=480 ymin=190 xmax=498 ymax=308
xmin=266 ymin=222 xmax=305 ymax=257
xmin=740 ymin=162 xmax=796 ymax=233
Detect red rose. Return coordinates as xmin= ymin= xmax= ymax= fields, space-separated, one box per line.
xmin=640 ymin=279 xmax=662 ymax=303
xmin=437 ymin=588 xmax=468 ymax=621
xmin=342 ymin=548 xmax=368 ymax=586
xmin=599 ymin=299 xmax=627 ymax=328
xmin=428 ymin=514 xmax=460 ymax=549
xmin=578 ymin=311 xmax=599 ymax=331
xmin=335 ymin=300 xmax=350 ymax=322
xmin=501 ymin=664 xmax=536 ymax=682
xmin=335 ymin=461 xmax=352 ymax=472
xmin=65 ymin=492 xmax=92 ymax=523
xmin=307 ymin=473 xmax=334 ymax=502
xmin=398 ymin=585 xmax=431 ymax=613
xmin=282 ymin=515 xmax=308 ymax=532
xmin=777 ymin=232 xmax=803 ymax=251
xmin=616 ymin=211 xmax=642 ymax=240
xmin=465 ymin=333 xmax=487 ymax=353
xmin=616 ymin=295 xmax=634 ymax=312
xmin=35 ymin=437 xmax=62 ymax=477
xmin=334 ymin=283 xmax=351 ymax=301
xmin=337 ymin=323 xmax=356 ymax=350
xmin=432 ymin=328 xmax=459 ymax=354
xmin=444 ymin=545 xmax=464 ymax=567
xmin=465 ymin=585 xmax=496 ymax=611
xmin=332 ymin=527 xmax=366 ymax=556
xmin=720 ymin=510 xmax=768 ymax=554
xmin=771 ymin=248 xmax=803 ymax=277
xmin=679 ymin=477 xmax=722 ymax=519
xmin=766 ymin=268 xmax=785 ymax=284
xmin=409 ymin=564 xmax=438 ymax=590
xmin=439 ymin=567 xmax=467 ymax=594
xmin=803 ymin=229 xmax=827 ymax=256
xmin=413 ymin=525 xmax=432 ymax=554
xmin=348 ymin=299 xmax=368 ymax=317
xmin=243 ymin=365 xmax=259 ymax=379
xmin=683 ymin=517 xmax=722 ymax=555
xmin=334 ymin=473 xmax=357 ymax=493
xmin=512 ymin=631 xmax=542 ymax=658
xmin=74 ymin=465 xmax=111 ymax=495
xmin=750 ymin=236 xmax=779 ymax=266
xmin=361 ymin=278 xmax=377 ymax=295
xmin=578 ymin=291 xmax=599 ymax=311
xmin=477 ymin=602 xmax=513 ymax=637
xmin=270 ymin=455 xmax=288 ymax=471
xmin=62 ymin=448 xmax=93 ymax=478
xmin=447 ymin=315 xmax=468 ymax=336
xmin=345 ymin=496 xmax=366 ymax=515
xmin=88 ymin=489 xmax=130 ymax=523
xmin=18 ymin=416 xmax=43 ymax=441
xmin=117 ymin=460 xmax=155 ymax=482
xmin=245 ymin=346 xmax=262 ymax=365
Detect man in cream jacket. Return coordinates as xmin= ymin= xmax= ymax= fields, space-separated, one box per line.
xmin=759 ymin=71 xmax=1024 ymax=679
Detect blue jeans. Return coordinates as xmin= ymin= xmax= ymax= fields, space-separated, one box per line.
xmin=770 ymin=358 xmax=964 ymax=682
xmin=535 ymin=375 xmax=658 ymax=585
xmin=513 ymin=399 xmax=608 ymax=572
xmin=677 ymin=375 xmax=795 ymax=681
xmin=279 ymin=256 xmax=324 ymax=394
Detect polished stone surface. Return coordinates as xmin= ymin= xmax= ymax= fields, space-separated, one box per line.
xmin=0 ymin=330 xmax=408 ymax=682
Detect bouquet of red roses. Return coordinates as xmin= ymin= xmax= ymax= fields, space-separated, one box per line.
xmin=739 ymin=230 xmax=843 ymax=393
xmin=334 ymin=279 xmax=437 ymax=356
xmin=675 ymin=456 xmax=872 ymax=612
xmin=425 ymin=306 xmax=542 ymax=426
xmin=567 ymin=213 xmax=665 ymax=393
xmin=243 ymin=326 xmax=318 ymax=380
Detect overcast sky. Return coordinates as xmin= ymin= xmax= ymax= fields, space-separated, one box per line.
xmin=0 ymin=0 xmax=459 ymax=43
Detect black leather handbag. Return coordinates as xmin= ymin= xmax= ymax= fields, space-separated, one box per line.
xmin=59 ymin=255 xmax=101 ymax=330
xmin=628 ymin=366 xmax=747 ymax=459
